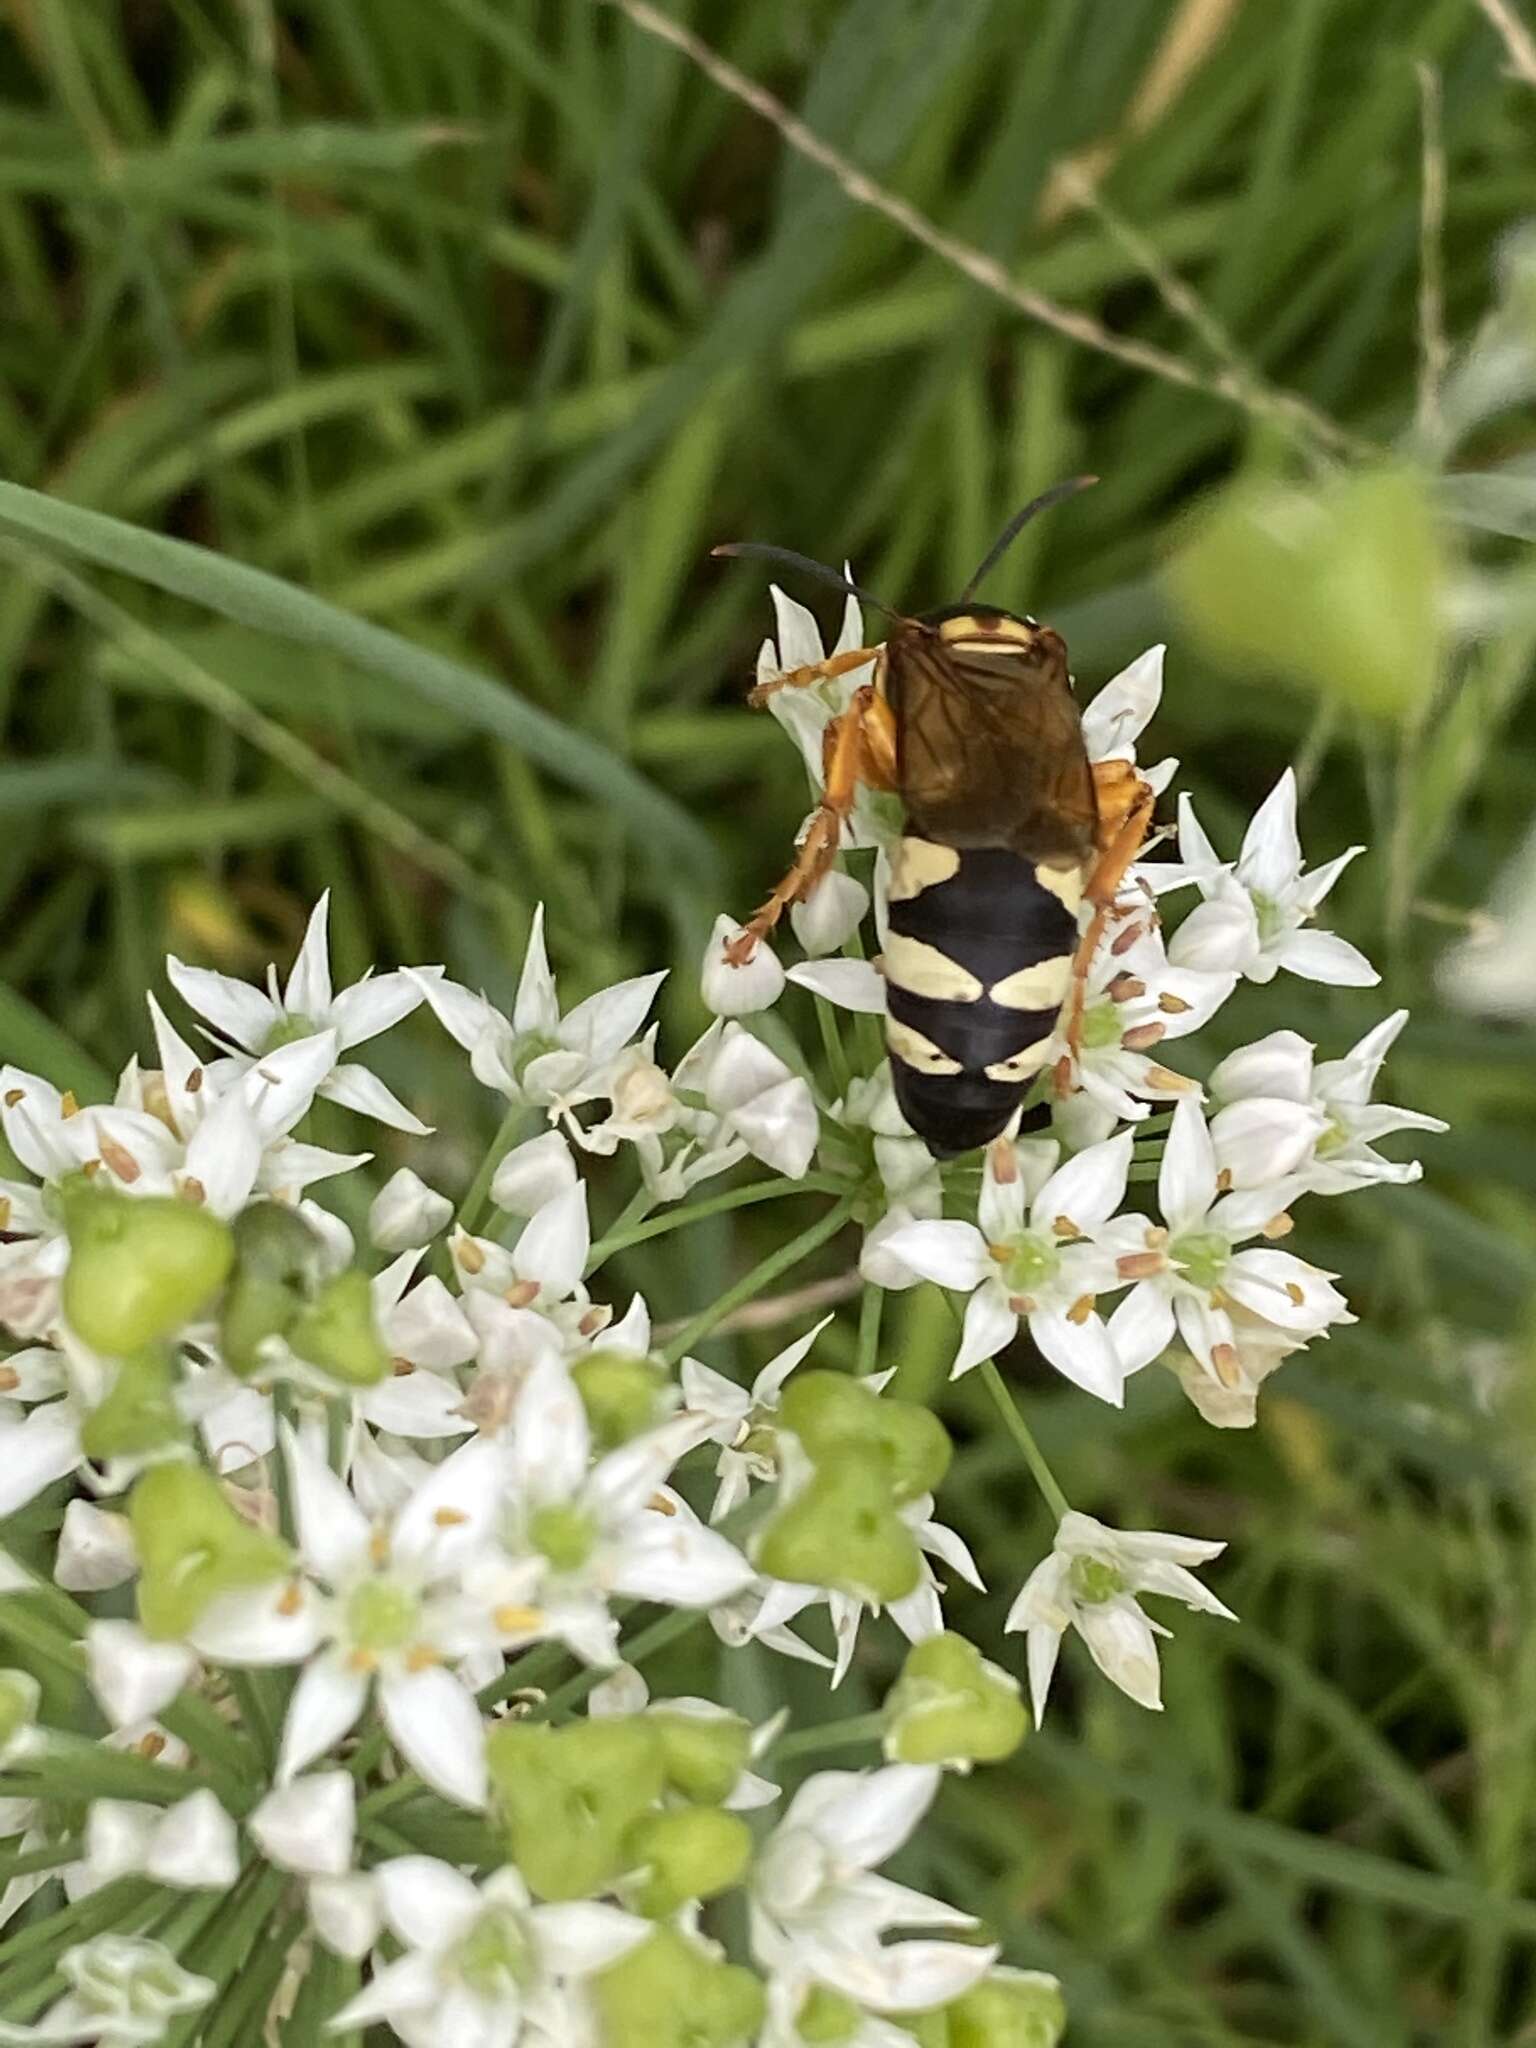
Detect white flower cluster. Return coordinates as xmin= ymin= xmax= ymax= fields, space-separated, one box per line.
xmin=0 ymin=581 xmax=1438 ymax=2048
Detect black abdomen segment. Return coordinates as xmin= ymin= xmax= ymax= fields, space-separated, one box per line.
xmin=882 ymin=838 xmax=1082 ymax=1158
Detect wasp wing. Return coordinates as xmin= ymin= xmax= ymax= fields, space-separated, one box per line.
xmin=887 ymin=631 xmax=1096 ymax=860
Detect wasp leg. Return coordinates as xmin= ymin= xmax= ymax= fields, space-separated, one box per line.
xmin=1055 ymin=762 xmax=1157 ymax=1090
xmin=747 ymin=644 xmax=883 ymax=708
xmin=724 ymin=685 xmax=894 ymax=965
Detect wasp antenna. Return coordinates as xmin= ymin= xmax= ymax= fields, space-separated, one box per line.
xmin=959 ymin=475 xmax=1099 ymax=604
xmin=710 ymin=543 xmax=900 ymax=621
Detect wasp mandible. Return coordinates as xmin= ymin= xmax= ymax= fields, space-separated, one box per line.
xmin=713 ymin=480 xmax=1156 ymax=1159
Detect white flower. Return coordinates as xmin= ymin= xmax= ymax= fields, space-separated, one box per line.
xmin=880 ymin=1135 xmax=1135 ymax=1402
xmin=1005 ymin=1510 xmax=1234 ymax=1718
xmin=679 ymin=1316 xmax=832 ymax=1520
xmin=330 ymin=1855 xmax=647 ymax=2048
xmin=1047 ymin=917 xmax=1232 ymax=1134
xmin=1080 ymin=643 xmax=1178 ymax=795
xmin=702 ymin=914 xmax=789 ymax=1017
xmin=370 ymin=1169 xmax=454 ymax=1252
xmin=790 ymin=869 xmax=870 ymax=957
xmin=1105 ymin=1097 xmax=1354 ymax=1383
xmin=0 ymin=1935 xmax=211 ymax=2046
xmin=248 ymin=1771 xmax=356 ymax=1877
xmin=1155 ymin=770 xmax=1378 ymax=987
xmin=192 ymin=1425 xmax=501 ymax=1809
xmin=74 ymin=1790 xmax=238 ymax=1896
xmin=464 ymin=1351 xmax=752 ymax=1668
xmin=167 ymin=893 xmax=435 ymax=1133
xmin=760 ymin=582 xmax=887 ymax=846
xmin=410 ymin=905 xmax=666 ymax=1124
xmin=1209 ymin=1014 xmax=1445 ymax=1196
xmin=750 ymin=1765 xmax=994 ymax=2010
xmin=661 ymin=1022 xmax=820 ymax=1194
xmin=310 ymin=1873 xmax=382 ymax=1961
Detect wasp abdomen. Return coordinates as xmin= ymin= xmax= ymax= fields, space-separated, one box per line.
xmin=882 ymin=837 xmax=1083 ymax=1158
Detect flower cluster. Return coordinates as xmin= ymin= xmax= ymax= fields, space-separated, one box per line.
xmin=0 ymin=583 xmax=1437 ymax=2046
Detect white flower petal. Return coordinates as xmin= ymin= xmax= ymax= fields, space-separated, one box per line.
xmin=531 ymin=1901 xmax=650 ymax=1978
xmin=1209 ymin=1098 xmax=1326 ymax=1189
xmin=790 ymin=870 xmax=870 ymax=957
xmin=1272 ymin=927 xmax=1380 ymax=987
xmin=188 ymin=1580 xmax=324 ymax=1666
xmin=1076 ymin=1597 xmax=1165 ymax=1711
xmin=491 ymin=1131 xmax=577 ymax=1217
xmin=879 ymin=1219 xmax=990 ymax=1294
xmin=281 ymin=1423 xmax=370 ymax=1585
xmin=0 ymin=1407 xmax=81 ymax=1518
xmin=951 ymin=1281 xmax=1018 ymax=1379
xmin=786 ymin=958 xmax=887 ymax=1014
xmin=1029 ymin=1307 xmax=1123 ymax=1406
xmin=1106 ymin=1283 xmax=1177 ymax=1375
xmin=1167 ymin=888 xmax=1261 ymax=975
xmin=330 ymin=968 xmax=433 ymax=1049
xmin=1158 ymin=1096 xmax=1217 ymax=1234
xmin=1032 ymin=1130 xmax=1132 ymax=1230
xmin=55 ymin=1502 xmax=137 ymax=1592
xmin=368 ymin=1169 xmax=454 ymax=1253
xmin=1209 ymin=1030 xmax=1315 ymax=1106
xmin=379 ymin=1667 xmax=487 ymax=1811
xmin=309 ymin=1873 xmax=381 ymax=1960
xmin=1081 ymin=643 xmax=1164 ymax=759
xmin=608 ymin=1512 xmax=754 ymax=1607
xmin=321 ymin=1064 xmax=432 ymax=1136
xmin=1236 ymin=768 xmax=1302 ymax=900
xmin=375 ymin=1854 xmax=482 ymax=1948
xmin=513 ymin=1182 xmax=590 ymax=1297
xmin=728 ymin=1076 xmax=820 ymax=1180
xmin=165 ymin=957 xmax=278 ymax=1053
xmin=277 ymin=1655 xmax=369 ymax=1780
xmin=562 ymin=973 xmax=668 ymax=1065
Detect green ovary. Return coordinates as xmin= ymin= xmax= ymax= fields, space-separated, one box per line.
xmin=1080 ymin=1000 xmax=1124 ymax=1051
xmin=529 ymin=1503 xmax=597 ymax=1573
xmin=450 ymin=1906 xmax=531 ymax=1998
xmin=1170 ymin=1229 xmax=1230 ymax=1292
xmin=1068 ymin=1554 xmax=1123 ymax=1605
xmin=344 ymin=1577 xmax=421 ymax=1655
xmin=1002 ymin=1233 xmax=1058 ymax=1295
xmin=262 ymin=1013 xmax=317 ymax=1051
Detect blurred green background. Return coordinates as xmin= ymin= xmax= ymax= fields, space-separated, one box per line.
xmin=3 ymin=0 xmax=1536 ymax=2040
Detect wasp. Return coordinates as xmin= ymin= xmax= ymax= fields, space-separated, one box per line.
xmin=713 ymin=479 xmax=1155 ymax=1159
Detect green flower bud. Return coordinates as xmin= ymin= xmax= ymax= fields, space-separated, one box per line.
xmin=220 ymin=1202 xmax=327 ymax=1378
xmin=755 ymin=1444 xmax=921 ymax=1605
xmin=129 ymin=1463 xmax=290 ymax=1640
xmin=1166 ymin=465 xmax=1441 ymax=724
xmin=0 ymin=1667 xmax=41 ymax=1764
xmin=80 ymin=1347 xmax=186 ymax=1463
xmin=287 ymin=1270 xmax=388 ymax=1387
xmin=61 ymin=1182 xmax=233 ymax=1355
xmin=882 ymin=1632 xmax=1028 ymax=1770
xmin=779 ymin=1371 xmax=951 ymax=1504
xmin=592 ymin=1928 xmax=764 ymax=2048
xmin=623 ymin=1805 xmax=752 ymax=1917
xmin=945 ymin=1971 xmax=1066 ymax=2048
xmin=572 ymin=1350 xmax=670 ymax=1452
xmin=488 ymin=1719 xmax=665 ymax=1901
xmin=649 ymin=1707 xmax=752 ymax=1805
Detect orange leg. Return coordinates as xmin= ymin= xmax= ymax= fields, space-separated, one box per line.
xmin=748 ymin=644 xmax=884 ymax=708
xmin=725 ymin=685 xmax=894 ymax=964
xmin=1056 ymin=763 xmax=1157 ymax=1088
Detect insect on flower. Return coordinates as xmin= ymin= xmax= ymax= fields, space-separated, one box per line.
xmin=713 ymin=481 xmax=1156 ymax=1158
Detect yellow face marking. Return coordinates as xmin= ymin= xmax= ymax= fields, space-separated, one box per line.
xmin=989 ymin=955 xmax=1073 ymax=1011
xmin=936 ymin=613 xmax=1038 ymax=646
xmin=887 ymin=836 xmax=961 ymax=902
xmin=881 ymin=933 xmax=983 ymax=1003
xmin=1034 ymin=860 xmax=1086 ymax=915
xmin=886 ymin=1019 xmax=964 ymax=1075
xmin=984 ymin=1041 xmax=1055 ymax=1083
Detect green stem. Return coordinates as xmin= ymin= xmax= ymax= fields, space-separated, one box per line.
xmin=457 ymin=1102 xmax=538 ymax=1238
xmin=770 ymin=1711 xmax=886 ymax=1761
xmin=979 ymin=1359 xmax=1071 ymax=1521
xmin=0 ymin=1839 xmax=80 ymax=1886
xmin=812 ymin=995 xmax=851 ymax=1095
xmin=855 ymin=1283 xmax=884 ymax=1376
xmin=658 ymin=1188 xmax=864 ymax=1366
xmin=586 ymin=1172 xmax=847 ymax=1271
